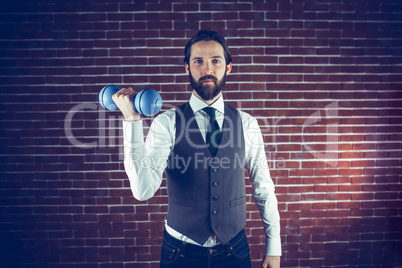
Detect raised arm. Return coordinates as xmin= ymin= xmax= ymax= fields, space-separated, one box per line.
xmin=113 ymin=87 xmax=173 ymax=201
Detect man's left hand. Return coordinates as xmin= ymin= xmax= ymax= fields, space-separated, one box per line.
xmin=262 ymin=255 xmax=280 ymax=268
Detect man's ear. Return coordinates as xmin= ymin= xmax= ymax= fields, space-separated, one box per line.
xmin=226 ymin=63 xmax=232 ymax=75
xmin=185 ymin=63 xmax=190 ymax=75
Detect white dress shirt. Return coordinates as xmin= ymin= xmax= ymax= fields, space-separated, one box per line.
xmin=122 ymin=93 xmax=282 ymax=256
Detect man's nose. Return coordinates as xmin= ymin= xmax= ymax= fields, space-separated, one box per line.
xmin=203 ymin=62 xmax=214 ymax=75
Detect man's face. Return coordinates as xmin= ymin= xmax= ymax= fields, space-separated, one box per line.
xmin=185 ymin=41 xmax=232 ymax=101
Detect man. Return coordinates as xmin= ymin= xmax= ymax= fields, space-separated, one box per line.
xmin=113 ymin=31 xmax=281 ymax=268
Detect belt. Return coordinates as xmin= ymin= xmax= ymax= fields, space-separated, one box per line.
xmin=162 ymin=229 xmax=246 ymax=258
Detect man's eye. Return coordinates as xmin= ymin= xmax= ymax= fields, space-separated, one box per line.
xmin=212 ymin=59 xmax=220 ymax=64
xmin=194 ymin=60 xmax=203 ymax=64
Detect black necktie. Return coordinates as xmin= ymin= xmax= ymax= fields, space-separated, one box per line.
xmin=202 ymin=107 xmax=221 ymax=157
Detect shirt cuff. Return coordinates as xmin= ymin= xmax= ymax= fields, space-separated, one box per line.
xmin=266 ymin=236 xmax=282 ymax=256
xmin=123 ymin=120 xmax=144 ymax=148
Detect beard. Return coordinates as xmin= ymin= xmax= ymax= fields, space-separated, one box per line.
xmin=189 ymin=70 xmax=227 ymax=101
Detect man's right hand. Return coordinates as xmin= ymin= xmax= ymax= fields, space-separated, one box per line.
xmin=112 ymin=87 xmax=141 ymax=122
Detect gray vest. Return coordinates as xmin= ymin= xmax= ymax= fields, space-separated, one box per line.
xmin=165 ymin=102 xmax=246 ymax=245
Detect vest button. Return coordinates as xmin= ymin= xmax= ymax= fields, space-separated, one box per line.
xmin=212 ymin=196 xmax=218 ymax=201
xmin=212 ymin=211 xmax=217 ymax=215
xmin=212 ymin=182 xmax=218 ymax=187
xmin=212 ymin=168 xmax=218 ymax=173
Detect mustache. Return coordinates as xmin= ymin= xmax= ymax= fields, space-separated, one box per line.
xmin=200 ymin=75 xmax=218 ymax=82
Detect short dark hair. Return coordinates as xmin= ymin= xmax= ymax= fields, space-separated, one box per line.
xmin=184 ymin=30 xmax=232 ymax=65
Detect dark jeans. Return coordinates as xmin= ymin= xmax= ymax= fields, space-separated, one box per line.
xmin=160 ymin=229 xmax=251 ymax=268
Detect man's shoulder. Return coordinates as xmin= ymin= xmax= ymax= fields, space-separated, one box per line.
xmin=222 ymin=104 xmax=258 ymax=129
xmin=232 ymin=108 xmax=259 ymax=130
xmin=155 ymin=102 xmax=190 ymax=122
xmin=153 ymin=107 xmax=176 ymax=125
xmin=226 ymin=105 xmax=255 ymax=121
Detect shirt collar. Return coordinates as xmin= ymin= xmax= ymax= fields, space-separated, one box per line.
xmin=189 ymin=92 xmax=225 ymax=115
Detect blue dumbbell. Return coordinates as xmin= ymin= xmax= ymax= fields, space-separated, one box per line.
xmin=99 ymin=85 xmax=163 ymax=117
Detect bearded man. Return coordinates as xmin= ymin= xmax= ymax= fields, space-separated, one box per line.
xmin=113 ymin=31 xmax=281 ymax=268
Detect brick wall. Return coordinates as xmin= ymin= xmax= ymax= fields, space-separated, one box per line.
xmin=1 ymin=0 xmax=401 ymax=267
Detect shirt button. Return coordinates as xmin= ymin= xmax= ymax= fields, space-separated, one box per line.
xmin=212 ymin=211 xmax=217 ymax=215
xmin=212 ymin=168 xmax=218 ymax=173
xmin=212 ymin=182 xmax=218 ymax=187
xmin=209 ymin=249 xmax=214 ymax=254
xmin=212 ymin=196 xmax=218 ymax=201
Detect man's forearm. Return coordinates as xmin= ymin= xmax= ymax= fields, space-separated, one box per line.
xmin=258 ymin=192 xmax=282 ymax=256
